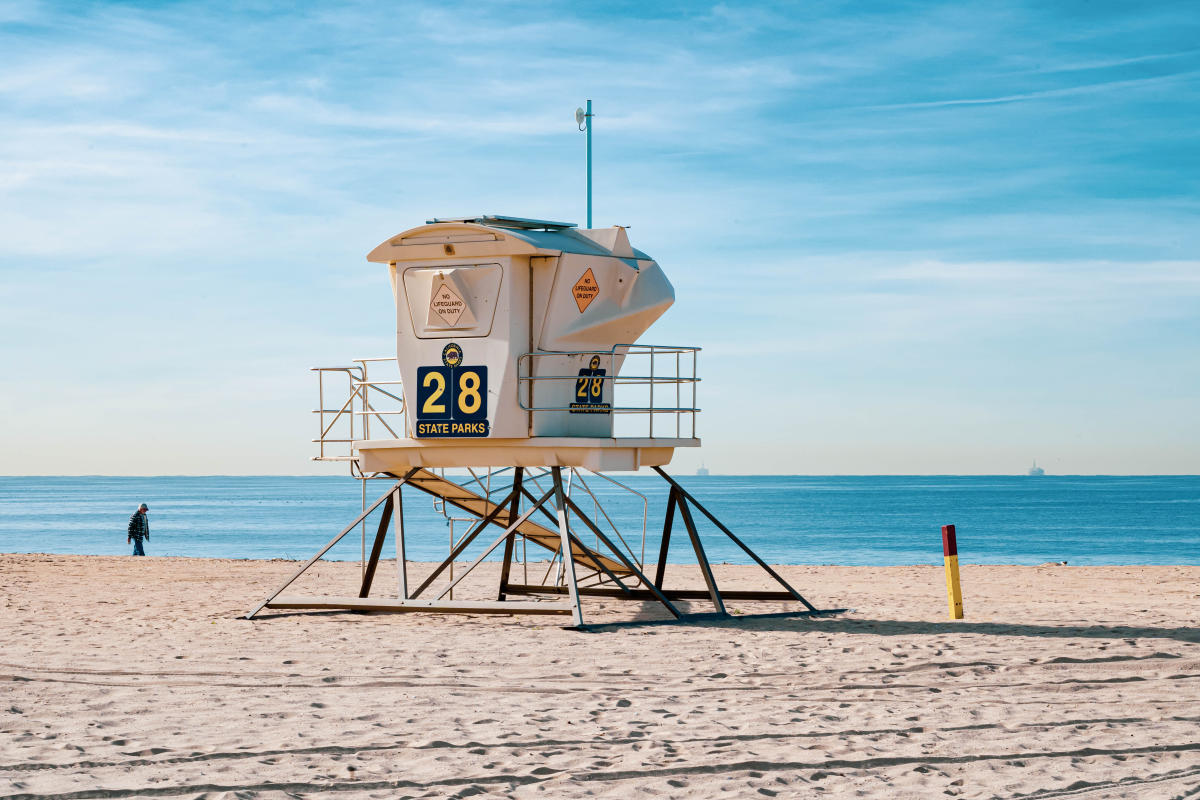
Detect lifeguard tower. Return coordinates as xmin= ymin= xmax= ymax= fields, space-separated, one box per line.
xmin=247 ymin=215 xmax=822 ymax=626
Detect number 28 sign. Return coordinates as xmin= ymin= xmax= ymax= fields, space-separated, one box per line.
xmin=570 ymin=355 xmax=611 ymax=414
xmin=415 ymin=343 xmax=489 ymax=438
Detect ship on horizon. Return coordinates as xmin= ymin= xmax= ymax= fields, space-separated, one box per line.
xmin=1028 ymin=460 xmax=1045 ymax=477
xmin=697 ymin=464 xmax=710 ymax=476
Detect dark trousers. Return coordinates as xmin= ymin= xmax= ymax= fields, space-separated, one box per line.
xmin=132 ymin=538 xmax=145 ymax=556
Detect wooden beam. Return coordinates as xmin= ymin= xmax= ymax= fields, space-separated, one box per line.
xmin=266 ymin=596 xmax=573 ymax=615
xmin=503 ymin=585 xmax=803 ymax=601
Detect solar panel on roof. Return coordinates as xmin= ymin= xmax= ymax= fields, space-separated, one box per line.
xmin=425 ymin=214 xmax=577 ymax=230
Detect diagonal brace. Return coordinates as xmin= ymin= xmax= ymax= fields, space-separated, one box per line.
xmin=563 ymin=495 xmax=682 ymax=619
xmin=246 ymin=468 xmax=419 ymax=619
xmin=652 ymin=466 xmax=817 ymax=612
xmin=435 ymin=487 xmax=557 ymax=600
xmin=408 ymin=484 xmax=521 ymax=599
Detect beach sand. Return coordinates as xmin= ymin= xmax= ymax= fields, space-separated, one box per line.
xmin=1 ymin=554 xmax=1198 ymax=798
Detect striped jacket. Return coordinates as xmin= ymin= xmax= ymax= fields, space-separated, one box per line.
xmin=127 ymin=511 xmax=150 ymax=542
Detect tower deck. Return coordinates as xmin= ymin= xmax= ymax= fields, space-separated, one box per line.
xmin=356 ymin=436 xmax=699 ymax=472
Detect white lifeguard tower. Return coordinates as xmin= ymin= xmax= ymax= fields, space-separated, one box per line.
xmin=247 ymin=215 xmax=822 ymax=627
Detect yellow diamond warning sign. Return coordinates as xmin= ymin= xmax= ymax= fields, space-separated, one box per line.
xmin=429 ymin=281 xmax=472 ymax=326
xmin=572 ymin=268 xmax=600 ymax=313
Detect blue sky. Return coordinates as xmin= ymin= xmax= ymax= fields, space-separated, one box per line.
xmin=1 ymin=0 xmax=1197 ymax=474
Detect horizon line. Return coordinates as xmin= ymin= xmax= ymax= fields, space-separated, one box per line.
xmin=1 ymin=473 xmax=1197 ymax=479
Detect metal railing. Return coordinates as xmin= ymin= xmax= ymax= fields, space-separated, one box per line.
xmin=313 ymin=357 xmax=406 ymax=462
xmin=516 ymin=344 xmax=700 ymax=438
xmin=310 ymin=360 xmax=656 ymax=584
xmin=315 ymin=344 xmax=701 ymax=462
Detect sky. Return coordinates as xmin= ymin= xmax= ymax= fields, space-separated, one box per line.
xmin=1 ymin=0 xmax=1197 ymax=475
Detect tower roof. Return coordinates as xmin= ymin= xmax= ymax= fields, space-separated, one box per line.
xmin=367 ymin=216 xmax=648 ymax=265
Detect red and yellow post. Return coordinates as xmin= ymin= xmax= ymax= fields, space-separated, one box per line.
xmin=942 ymin=524 xmax=964 ymax=619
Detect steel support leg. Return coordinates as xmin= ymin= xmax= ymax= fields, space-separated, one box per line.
xmin=551 ymin=467 xmax=586 ymax=628
xmin=497 ymin=467 xmax=524 ymax=600
xmin=654 ymin=487 xmax=678 ymax=589
xmin=393 ymin=487 xmax=407 ymax=599
xmin=358 ymin=493 xmax=394 ymax=597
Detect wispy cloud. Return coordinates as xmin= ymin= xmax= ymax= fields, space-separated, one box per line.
xmin=1 ymin=0 xmax=1198 ymax=473
xmin=1019 ymin=47 xmax=1200 ymax=75
xmin=868 ymin=69 xmax=1200 ymax=109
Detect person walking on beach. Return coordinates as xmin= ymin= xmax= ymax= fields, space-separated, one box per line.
xmin=127 ymin=503 xmax=150 ymax=556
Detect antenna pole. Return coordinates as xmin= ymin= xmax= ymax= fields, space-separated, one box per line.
xmin=585 ymin=99 xmax=593 ymax=228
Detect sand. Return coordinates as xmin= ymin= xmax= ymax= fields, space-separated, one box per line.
xmin=1 ymin=554 xmax=1198 ymax=799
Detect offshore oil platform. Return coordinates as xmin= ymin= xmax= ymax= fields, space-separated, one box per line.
xmin=247 ymin=215 xmax=824 ymax=627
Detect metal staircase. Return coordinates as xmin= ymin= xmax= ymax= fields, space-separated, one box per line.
xmin=403 ymin=467 xmax=632 ymax=576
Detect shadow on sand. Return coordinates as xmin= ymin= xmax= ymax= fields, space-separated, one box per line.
xmin=248 ymin=606 xmax=1200 ymax=644
xmin=586 ymin=610 xmax=1200 ymax=643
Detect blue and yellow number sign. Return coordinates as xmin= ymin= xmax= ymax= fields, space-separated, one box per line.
xmin=570 ymin=355 xmax=611 ymax=414
xmin=415 ymin=342 xmax=489 ymax=437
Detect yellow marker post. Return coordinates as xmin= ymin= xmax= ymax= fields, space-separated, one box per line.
xmin=942 ymin=524 xmax=964 ymax=619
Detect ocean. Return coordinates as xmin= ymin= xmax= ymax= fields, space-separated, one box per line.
xmin=0 ymin=475 xmax=1197 ymax=566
